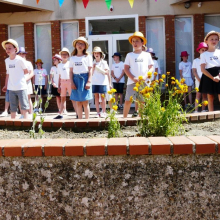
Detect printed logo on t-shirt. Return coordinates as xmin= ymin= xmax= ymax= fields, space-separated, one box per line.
xmin=9 ymin=64 xmax=15 ymax=68
xmin=135 ymin=58 xmax=143 ymax=62
xmin=63 ymin=68 xmax=66 ymax=71
xmin=185 ymin=65 xmax=189 ymax=67
xmin=115 ymin=66 xmax=119 ymax=68
xmin=210 ymin=56 xmax=219 ymax=61
xmin=75 ymin=62 xmax=82 ymax=66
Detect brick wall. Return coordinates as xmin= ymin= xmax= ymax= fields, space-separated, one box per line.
xmin=79 ymin=19 xmax=85 ymax=37
xmin=193 ymin=14 xmax=204 ymax=58
xmin=51 ymin=20 xmax=61 ymax=55
xmin=165 ymin=15 xmax=175 ymax=76
xmin=0 ymin=24 xmax=8 ymax=95
xmin=139 ymin=16 xmax=146 ymax=38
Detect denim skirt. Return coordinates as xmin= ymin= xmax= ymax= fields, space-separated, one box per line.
xmin=70 ymin=73 xmax=93 ymax=101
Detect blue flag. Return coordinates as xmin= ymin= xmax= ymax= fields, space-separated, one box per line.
xmin=58 ymin=0 xmax=65 ymax=7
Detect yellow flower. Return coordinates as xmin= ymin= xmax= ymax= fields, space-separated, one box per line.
xmin=174 ymin=87 xmax=177 ymax=91
xmin=165 ymin=84 xmax=168 ymax=87
xmin=112 ymin=105 xmax=118 ymax=111
xmin=130 ymin=96 xmax=133 ymax=102
xmin=147 ymin=80 xmax=150 ymax=84
xmin=161 ymin=107 xmax=165 ymax=112
xmin=175 ymin=79 xmax=179 ymax=85
xmin=135 ymin=82 xmax=140 ymax=88
xmin=144 ymin=93 xmax=150 ymax=98
xmin=198 ymin=104 xmax=202 ymax=107
xmin=167 ymin=72 xmax=170 ymax=75
xmin=154 ymin=72 xmax=158 ymax=76
xmin=147 ymin=72 xmax=152 ymax=78
xmin=110 ymin=98 xmax=115 ymax=103
xmin=195 ymin=87 xmax=199 ymax=92
xmin=162 ymin=74 xmax=166 ymax=79
xmin=107 ymin=91 xmax=112 ymax=95
xmin=171 ymin=81 xmax=175 ymax=85
xmin=111 ymin=88 xmax=117 ymax=93
xmin=171 ymin=77 xmax=175 ymax=80
xmin=155 ymin=80 xmax=159 ymax=83
xmin=172 ymin=92 xmax=176 ymax=96
xmin=133 ymin=87 xmax=138 ymax=92
xmin=176 ymin=90 xmax=182 ymax=94
xmin=203 ymin=100 xmax=208 ymax=106
xmin=195 ymin=99 xmax=198 ymax=103
xmin=148 ymin=87 xmax=153 ymax=92
xmin=180 ymin=78 xmax=185 ymax=84
xmin=101 ymin=94 xmax=105 ymax=98
xmin=138 ymin=76 xmax=143 ymax=81
xmin=159 ymin=78 xmax=164 ymax=83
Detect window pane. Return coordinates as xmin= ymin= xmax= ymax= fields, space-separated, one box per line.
xmin=9 ymin=26 xmax=24 ymax=47
xmin=35 ymin=24 xmax=52 ymax=74
xmin=205 ymin=15 xmax=220 ymax=48
xmin=89 ymin=18 xmax=135 ymax=35
xmin=62 ymin=22 xmax=78 ymax=53
xmin=175 ymin=17 xmax=193 ymax=79
xmin=116 ymin=40 xmax=133 ymax=62
xmin=146 ymin=18 xmax=165 ymax=75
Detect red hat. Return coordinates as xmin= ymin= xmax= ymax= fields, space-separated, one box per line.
xmin=180 ymin=51 xmax=189 ymax=57
xmin=196 ymin=42 xmax=208 ymax=52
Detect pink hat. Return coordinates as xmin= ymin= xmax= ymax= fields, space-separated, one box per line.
xmin=196 ymin=42 xmax=208 ymax=52
xmin=180 ymin=51 xmax=189 ymax=57
xmin=52 ymin=54 xmax=62 ymax=61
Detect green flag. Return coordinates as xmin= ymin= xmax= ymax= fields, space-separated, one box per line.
xmin=105 ymin=0 xmax=112 ymax=10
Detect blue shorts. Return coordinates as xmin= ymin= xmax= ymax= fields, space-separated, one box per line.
xmin=5 ymin=90 xmax=9 ymax=102
xmin=92 ymin=85 xmax=107 ymax=94
xmin=70 ymin=73 xmax=93 ymax=102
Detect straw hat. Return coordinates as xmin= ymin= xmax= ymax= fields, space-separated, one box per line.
xmin=92 ymin=46 xmax=105 ymax=59
xmin=72 ymin=37 xmax=89 ymax=50
xmin=17 ymin=47 xmax=27 ymax=54
xmin=204 ymin=31 xmax=220 ymax=42
xmin=59 ymin=47 xmax=70 ymax=56
xmin=2 ymin=39 xmax=19 ymax=53
xmin=35 ymin=59 xmax=43 ymax=64
xmin=52 ymin=54 xmax=62 ymax=61
xmin=128 ymin=32 xmax=147 ymax=45
xmin=196 ymin=42 xmax=208 ymax=52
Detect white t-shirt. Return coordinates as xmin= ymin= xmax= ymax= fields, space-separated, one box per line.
xmin=150 ymin=60 xmax=159 ymax=81
xmin=179 ymin=61 xmax=192 ymax=78
xmin=92 ymin=59 xmax=109 ymax=85
xmin=124 ymin=51 xmax=154 ymax=85
xmin=200 ymin=49 xmax=220 ymax=69
xmin=34 ymin=68 xmax=47 ymax=85
xmin=111 ymin=61 xmax=124 ymax=83
xmin=192 ymin=58 xmax=203 ymax=78
xmin=50 ymin=66 xmax=59 ymax=87
xmin=25 ymin=60 xmax=34 ymax=93
xmin=69 ymin=55 xmax=93 ymax=74
xmin=5 ymin=55 xmax=28 ymax=91
xmin=57 ymin=61 xmax=70 ymax=80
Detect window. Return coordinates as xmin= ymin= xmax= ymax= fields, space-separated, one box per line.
xmin=8 ymin=25 xmax=24 ymax=48
xmin=205 ymin=15 xmax=220 ymax=48
xmin=61 ymin=22 xmax=78 ymax=53
xmin=146 ymin=18 xmax=165 ymax=75
xmin=175 ymin=17 xmax=193 ymax=79
xmin=35 ymin=24 xmax=52 ymax=74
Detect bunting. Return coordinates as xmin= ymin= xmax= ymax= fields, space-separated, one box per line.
xmin=105 ymin=0 xmax=112 ymax=10
xmin=128 ymin=0 xmax=134 ymax=8
xmin=36 ymin=0 xmax=40 ymax=4
xmin=82 ymin=0 xmax=89 ymax=8
xmin=58 ymin=0 xmax=65 ymax=7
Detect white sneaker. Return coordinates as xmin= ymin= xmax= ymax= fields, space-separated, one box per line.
xmin=100 ymin=112 xmax=106 ymax=118
xmin=28 ymin=114 xmax=33 ymax=120
xmin=193 ymin=111 xmax=198 ymax=113
xmin=95 ymin=113 xmax=100 ymax=118
xmin=19 ymin=115 xmax=24 ymax=119
xmin=0 ymin=111 xmax=8 ymax=117
xmin=34 ymin=108 xmax=39 ymax=113
xmin=39 ymin=108 xmax=43 ymax=113
xmin=63 ymin=110 xmax=68 ymax=115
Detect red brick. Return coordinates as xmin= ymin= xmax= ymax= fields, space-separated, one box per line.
xmin=5 ymin=119 xmax=13 ymax=126
xmin=13 ymin=119 xmax=22 ymax=127
xmin=22 ymin=119 xmax=33 ymax=127
xmin=207 ymin=136 xmax=220 ymax=153
xmin=0 ymin=119 xmax=6 ymax=126
xmin=108 ymin=138 xmax=127 ymax=155
xmin=206 ymin=112 xmax=214 ymax=120
xmin=126 ymin=118 xmax=138 ymax=126
xmin=168 ymin=136 xmax=193 ymax=154
xmin=86 ymin=138 xmax=106 ymax=156
xmin=65 ymin=139 xmax=85 ymax=156
xmin=188 ymin=136 xmax=215 ymax=154
xmin=52 ymin=120 xmax=64 ymax=128
xmin=196 ymin=112 xmax=207 ymax=121
xmin=64 ymin=120 xmax=76 ymax=128
xmin=0 ymin=139 xmax=14 ymax=156
xmin=75 ymin=119 xmax=88 ymax=128
xmin=149 ymin=137 xmax=171 ymax=155
xmin=88 ymin=119 xmax=101 ymax=128
xmin=189 ymin=114 xmax=198 ymax=122
xmin=118 ymin=118 xmax=126 ymax=126
xmin=129 ymin=137 xmax=149 ymax=155
xmin=214 ymin=111 xmax=220 ymax=119
xmin=44 ymin=139 xmax=68 ymax=156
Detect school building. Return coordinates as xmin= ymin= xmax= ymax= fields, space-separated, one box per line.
xmin=0 ymin=0 xmax=219 ymax=110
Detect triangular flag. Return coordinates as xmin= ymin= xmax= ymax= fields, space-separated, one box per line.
xmin=82 ymin=0 xmax=89 ymax=8
xmin=128 ymin=0 xmax=134 ymax=8
xmin=36 ymin=0 xmax=40 ymax=4
xmin=105 ymin=0 xmax=112 ymax=10
xmin=58 ymin=0 xmax=65 ymax=7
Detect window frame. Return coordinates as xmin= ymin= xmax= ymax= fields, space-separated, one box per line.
xmin=8 ymin=24 xmax=25 ymax=46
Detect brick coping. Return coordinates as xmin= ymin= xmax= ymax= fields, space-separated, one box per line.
xmin=0 ymin=111 xmax=220 ymax=129
xmin=0 ymin=135 xmax=220 ymax=157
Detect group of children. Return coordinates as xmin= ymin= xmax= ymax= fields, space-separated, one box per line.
xmin=1 ymin=30 xmax=220 ymax=120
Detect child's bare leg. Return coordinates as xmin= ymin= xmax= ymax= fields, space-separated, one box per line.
xmin=135 ymin=102 xmax=138 ymax=112
xmin=120 ymin=93 xmax=123 ymax=106
xmin=59 ymin=96 xmax=66 ymax=115
xmin=123 ymin=100 xmax=132 ymax=118
xmin=82 ymin=101 xmax=90 ymax=119
xmin=23 ymin=110 xmax=29 ymax=119
xmin=11 ymin=112 xmax=16 ymax=119
xmin=56 ymin=96 xmax=61 ymax=111
xmin=195 ymin=92 xmax=201 ymax=112
xmin=188 ymin=86 xmax=192 ymax=104
xmin=94 ymin=94 xmax=100 ymax=113
xmin=208 ymin=94 xmax=214 ymax=111
xmin=71 ymin=100 xmax=78 ymax=116
xmin=77 ymin=102 xmax=83 ymax=119
xmin=108 ymin=101 xmax=112 ymax=109
xmin=28 ymin=95 xmax=33 ymax=114
xmin=101 ymin=96 xmax=106 ymax=113
xmin=202 ymin=93 xmax=207 ymax=111
xmin=115 ymin=93 xmax=119 ymax=103
xmin=4 ymin=102 xmax=9 ymax=113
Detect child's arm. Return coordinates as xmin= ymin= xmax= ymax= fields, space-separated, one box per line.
xmin=124 ymin=65 xmax=138 ymax=83
xmin=2 ymin=74 xmax=9 ymax=92
xmin=179 ymin=70 xmax=183 ymax=79
xmin=26 ymin=69 xmax=34 ymax=81
xmin=44 ymin=70 xmax=48 ymax=90
xmin=111 ymin=70 xmax=117 ymax=82
xmin=192 ymin=68 xmax=200 ymax=82
xmin=153 ymin=67 xmax=158 ymax=81
xmin=24 ymin=69 xmax=28 ymax=74
xmin=85 ymin=67 xmax=92 ymax=89
xmin=201 ymin=64 xmax=219 ymax=82
xmin=57 ymin=75 xmax=61 ymax=93
xmin=106 ymin=69 xmax=112 ymax=89
xmin=70 ymin=67 xmax=76 ymax=90
xmin=117 ymin=69 xmax=125 ymax=83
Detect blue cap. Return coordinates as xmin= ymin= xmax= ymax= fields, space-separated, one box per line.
xmin=17 ymin=47 xmax=27 ymax=54
xmin=112 ymin=52 xmax=121 ymax=58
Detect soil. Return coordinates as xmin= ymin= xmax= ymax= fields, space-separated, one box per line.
xmin=0 ymin=120 xmax=220 ymax=139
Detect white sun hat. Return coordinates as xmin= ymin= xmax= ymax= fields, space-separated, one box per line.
xmin=59 ymin=47 xmax=71 ymax=56
xmin=2 ymin=39 xmax=19 ymax=53
xmin=72 ymin=36 xmax=89 ymax=50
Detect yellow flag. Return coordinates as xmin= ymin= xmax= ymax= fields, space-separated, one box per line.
xmin=128 ymin=0 xmax=134 ymax=8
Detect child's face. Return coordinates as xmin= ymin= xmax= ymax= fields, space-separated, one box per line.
xmin=18 ymin=53 xmax=26 ymax=59
xmin=36 ymin=63 xmax=42 ymax=68
xmin=113 ymin=56 xmax=120 ymax=62
xmin=205 ymin=34 xmax=219 ymax=47
xmin=131 ymin=37 xmax=143 ymax=50
xmin=61 ymin=52 xmax=69 ymax=61
xmin=199 ymin=48 xmax=207 ymax=54
xmin=53 ymin=58 xmax=59 ymax=65
xmin=93 ymin=52 xmax=101 ymax=60
xmin=182 ymin=56 xmax=188 ymax=62
xmin=76 ymin=40 xmax=86 ymax=51
xmin=5 ymin=43 xmax=16 ymax=56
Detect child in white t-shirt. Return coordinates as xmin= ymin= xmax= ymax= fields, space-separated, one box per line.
xmin=92 ymin=46 xmax=110 ymax=118
xmin=146 ymin=48 xmax=159 ymax=81
xmin=69 ymin=37 xmax=93 ymax=119
xmin=111 ymin=52 xmax=124 ymax=110
xmin=199 ymin=31 xmax=220 ymax=111
xmin=192 ymin=42 xmax=208 ymax=112
xmin=123 ymin=32 xmax=154 ymax=118
xmin=1 ymin=39 xmax=29 ymax=119
xmin=179 ymin=51 xmax=193 ymax=108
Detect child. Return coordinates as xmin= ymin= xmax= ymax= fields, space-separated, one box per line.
xmin=111 ymin=52 xmax=125 ymax=110
xmin=92 ymin=46 xmax=110 ymax=118
xmin=54 ymin=48 xmax=77 ymax=119
xmin=192 ymin=42 xmax=208 ymax=112
xmin=50 ymin=54 xmax=63 ymax=114
xmin=147 ymin=48 xmax=159 ymax=81
xmin=0 ymin=90 xmax=10 ymax=117
xmin=69 ymin=37 xmax=93 ymax=119
xmin=199 ymin=31 xmax=220 ymax=111
xmin=123 ymin=31 xmax=154 ymax=118
xmin=179 ymin=51 xmax=193 ymax=108
xmin=1 ymin=39 xmax=29 ymax=119
xmin=17 ymin=47 xmax=34 ymax=118
xmin=33 ymin=59 xmax=48 ymax=112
